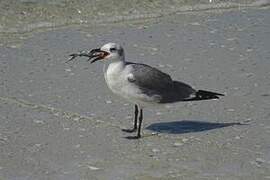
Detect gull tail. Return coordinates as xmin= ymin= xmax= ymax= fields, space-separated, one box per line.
xmin=194 ymin=90 xmax=224 ymax=100
xmin=182 ymin=90 xmax=225 ymax=101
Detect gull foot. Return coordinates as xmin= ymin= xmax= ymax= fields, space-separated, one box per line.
xmin=124 ymin=135 xmax=141 ymax=140
xmin=122 ymin=128 xmax=137 ymax=133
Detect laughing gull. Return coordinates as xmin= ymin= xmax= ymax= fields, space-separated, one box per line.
xmin=68 ymin=42 xmax=224 ymax=139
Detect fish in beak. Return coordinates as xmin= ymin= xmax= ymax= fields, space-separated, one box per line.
xmin=89 ymin=48 xmax=110 ymax=63
xmin=66 ymin=48 xmax=109 ymax=63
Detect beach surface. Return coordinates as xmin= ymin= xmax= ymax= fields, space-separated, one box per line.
xmin=0 ymin=4 xmax=270 ymax=180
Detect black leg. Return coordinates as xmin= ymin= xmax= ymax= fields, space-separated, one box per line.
xmin=136 ymin=108 xmax=143 ymax=138
xmin=125 ymin=107 xmax=144 ymax=139
xmin=122 ymin=104 xmax=138 ymax=133
xmin=133 ymin=105 xmax=138 ymax=130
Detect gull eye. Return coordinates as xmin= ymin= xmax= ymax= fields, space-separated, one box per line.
xmin=110 ymin=48 xmax=116 ymax=51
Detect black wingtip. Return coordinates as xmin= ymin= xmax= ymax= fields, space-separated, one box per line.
xmin=196 ymin=90 xmax=225 ymax=100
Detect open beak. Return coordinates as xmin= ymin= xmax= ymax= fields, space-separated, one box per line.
xmin=89 ymin=48 xmax=109 ymax=63
xmin=67 ymin=48 xmax=109 ymax=63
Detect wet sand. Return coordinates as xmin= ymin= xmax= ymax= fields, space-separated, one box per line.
xmin=0 ymin=8 xmax=270 ymax=180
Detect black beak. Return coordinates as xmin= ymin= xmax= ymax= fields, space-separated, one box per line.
xmin=67 ymin=48 xmax=109 ymax=63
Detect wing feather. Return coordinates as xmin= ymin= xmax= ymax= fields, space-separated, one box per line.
xmin=126 ymin=62 xmax=196 ymax=103
xmin=127 ymin=63 xmax=173 ymax=91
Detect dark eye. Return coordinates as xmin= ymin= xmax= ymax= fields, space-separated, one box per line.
xmin=110 ymin=47 xmax=117 ymax=51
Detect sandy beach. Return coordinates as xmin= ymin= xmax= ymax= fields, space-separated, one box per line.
xmin=0 ymin=5 xmax=270 ymax=180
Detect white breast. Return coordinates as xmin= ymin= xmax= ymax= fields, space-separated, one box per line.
xmin=104 ymin=61 xmax=126 ymax=95
xmin=104 ymin=62 xmax=160 ymax=107
xmin=105 ymin=62 xmax=140 ymax=102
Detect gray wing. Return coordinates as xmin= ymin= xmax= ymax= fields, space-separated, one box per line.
xmin=127 ymin=63 xmax=173 ymax=92
xmin=127 ymin=62 xmax=196 ymax=103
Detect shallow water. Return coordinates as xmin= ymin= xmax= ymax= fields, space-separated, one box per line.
xmin=1 ymin=0 xmax=268 ymax=33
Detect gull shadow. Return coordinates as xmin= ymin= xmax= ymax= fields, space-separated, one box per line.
xmin=146 ymin=120 xmax=246 ymax=134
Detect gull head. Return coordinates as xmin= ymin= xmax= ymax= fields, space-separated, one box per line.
xmin=90 ymin=43 xmax=125 ymax=63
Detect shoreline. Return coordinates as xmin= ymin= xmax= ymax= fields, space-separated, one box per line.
xmin=1 ymin=5 xmax=269 ymax=47
xmin=1 ymin=1 xmax=269 ymax=35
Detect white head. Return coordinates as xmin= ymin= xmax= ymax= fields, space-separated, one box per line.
xmin=89 ymin=43 xmax=125 ymax=63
